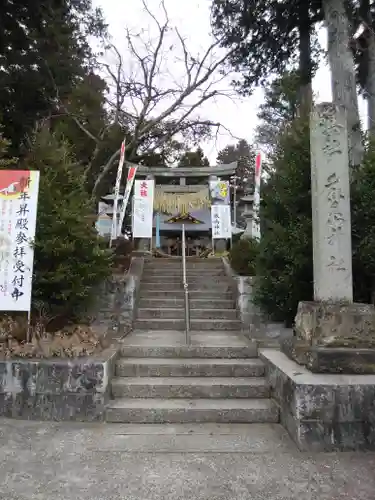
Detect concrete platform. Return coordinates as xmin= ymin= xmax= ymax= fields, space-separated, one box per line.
xmin=1 ymin=419 xmax=374 ymax=500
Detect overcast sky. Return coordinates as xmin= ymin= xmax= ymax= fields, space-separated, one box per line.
xmin=92 ymin=0 xmax=367 ymax=164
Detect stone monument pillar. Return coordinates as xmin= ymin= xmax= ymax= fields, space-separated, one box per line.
xmin=284 ymin=103 xmax=375 ymax=374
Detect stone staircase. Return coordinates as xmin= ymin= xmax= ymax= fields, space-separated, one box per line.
xmin=134 ymin=258 xmax=241 ymax=331
xmin=106 ymin=258 xmax=279 ymax=424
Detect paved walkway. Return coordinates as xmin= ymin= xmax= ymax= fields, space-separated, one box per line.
xmin=0 ymin=418 xmax=374 ymax=499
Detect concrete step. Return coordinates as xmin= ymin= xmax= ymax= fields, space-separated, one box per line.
xmin=111 ymin=376 xmax=269 ymax=399
xmin=143 ymin=268 xmax=226 ymax=274
xmin=133 ymin=318 xmax=241 ymax=331
xmin=120 ymin=343 xmax=258 ymax=358
xmin=138 ymin=298 xmax=235 ymax=309
xmin=144 ymin=259 xmax=223 ymax=266
xmin=140 ymin=275 xmax=227 ymax=283
xmin=116 ymin=357 xmax=264 ymax=377
xmin=140 ymin=282 xmax=230 ymax=291
xmin=139 ymin=290 xmax=233 ymax=299
xmin=106 ymin=398 xmax=279 ymax=423
xmin=137 ymin=308 xmax=238 ymax=320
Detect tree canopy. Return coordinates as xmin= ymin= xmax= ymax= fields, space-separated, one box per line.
xmin=217 ymin=139 xmax=255 ymax=194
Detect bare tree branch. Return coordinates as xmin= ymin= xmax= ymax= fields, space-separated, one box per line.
xmin=80 ymin=0 xmax=236 ymax=194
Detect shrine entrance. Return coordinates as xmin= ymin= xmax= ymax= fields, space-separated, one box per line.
xmin=159 ymin=212 xmax=212 ymax=257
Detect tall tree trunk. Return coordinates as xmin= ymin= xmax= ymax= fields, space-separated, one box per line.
xmin=298 ymin=0 xmax=313 ymax=116
xmin=323 ymin=0 xmax=364 ymax=166
xmin=361 ymin=0 xmax=375 ymax=138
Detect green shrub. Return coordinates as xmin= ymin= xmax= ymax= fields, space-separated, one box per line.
xmin=229 ymin=237 xmax=259 ymax=275
xmin=253 ymin=116 xmax=313 ymax=326
xmin=22 ymin=128 xmax=113 ymax=318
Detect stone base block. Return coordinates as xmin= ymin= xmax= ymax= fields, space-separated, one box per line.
xmin=0 ymin=347 xmax=119 ymax=421
xmin=306 ymin=347 xmax=375 ymax=374
xmin=260 ymin=349 xmax=375 ymax=451
xmin=295 ymin=301 xmax=375 ymax=348
xmin=281 ymin=339 xmax=375 ymax=374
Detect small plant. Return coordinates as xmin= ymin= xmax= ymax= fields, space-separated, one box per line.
xmin=229 ymin=237 xmax=259 ymax=275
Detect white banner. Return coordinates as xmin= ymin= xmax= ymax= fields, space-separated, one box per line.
xmin=117 ymin=164 xmax=137 ymax=237
xmin=110 ymin=140 xmax=126 ymax=243
xmin=211 ymin=204 xmax=231 ymax=239
xmin=132 ymin=179 xmax=154 ymax=238
xmin=0 ymin=170 xmax=40 ymax=312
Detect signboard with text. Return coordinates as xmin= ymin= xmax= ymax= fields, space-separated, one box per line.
xmin=0 ymin=170 xmax=40 ymax=312
xmin=132 ymin=179 xmax=154 ymax=238
xmin=211 ymin=204 xmax=231 ymax=239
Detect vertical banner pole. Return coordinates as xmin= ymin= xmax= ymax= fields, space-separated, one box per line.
xmin=109 ymin=140 xmax=126 ymax=248
xmin=252 ymin=152 xmax=262 ymax=241
xmin=155 ymin=212 xmax=161 ymax=248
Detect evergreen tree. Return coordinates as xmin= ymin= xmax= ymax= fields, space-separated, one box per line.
xmin=256 ymin=71 xmax=301 ymax=155
xmin=211 ymin=0 xmax=323 ymax=103
xmin=20 ymin=128 xmax=113 ymax=318
xmin=253 ymin=117 xmax=313 ymax=325
xmin=178 ymin=147 xmax=210 ymax=167
xmin=0 ymin=0 xmax=106 ymax=154
xmin=351 ymin=143 xmax=375 ymax=303
xmin=217 ymin=139 xmax=255 ymax=194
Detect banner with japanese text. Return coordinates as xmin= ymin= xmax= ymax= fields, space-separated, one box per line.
xmin=0 ymin=170 xmax=40 ymax=312
xmin=132 ymin=179 xmax=154 ymax=238
xmin=211 ymin=204 xmax=231 ymax=239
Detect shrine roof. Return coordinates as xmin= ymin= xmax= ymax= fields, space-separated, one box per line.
xmin=153 ymin=209 xmax=211 ymax=232
xmin=127 ymin=161 xmax=237 ymax=178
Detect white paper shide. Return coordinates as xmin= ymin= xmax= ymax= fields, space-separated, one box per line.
xmin=0 ymin=170 xmax=40 ymax=312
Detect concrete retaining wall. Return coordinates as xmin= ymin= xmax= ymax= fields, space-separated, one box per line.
xmin=221 ymin=258 xmax=292 ymax=345
xmin=261 ymin=349 xmax=375 ymax=451
xmin=0 ymin=258 xmax=146 ymax=421
xmin=0 ymin=348 xmax=118 ymax=421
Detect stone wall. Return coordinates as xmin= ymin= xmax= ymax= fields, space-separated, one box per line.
xmin=0 ymin=258 xmax=146 ymax=421
xmin=0 ymin=348 xmax=118 ymax=421
xmin=117 ymin=256 xmax=145 ymax=336
xmin=221 ymin=258 xmax=292 ymax=345
xmin=261 ymin=349 xmax=375 ymax=451
xmin=90 ymin=256 xmax=145 ymax=339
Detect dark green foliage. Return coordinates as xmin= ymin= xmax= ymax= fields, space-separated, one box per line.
xmin=178 ymin=147 xmax=209 ymax=168
xmin=229 ymin=237 xmax=259 ymax=276
xmin=0 ymin=0 xmax=106 ymax=154
xmin=351 ymin=142 xmax=375 ymax=304
xmin=217 ymin=139 xmax=256 ymax=194
xmin=22 ymin=128 xmax=113 ymax=317
xmin=210 ymin=0 xmax=322 ymax=93
xmin=256 ymin=71 xmax=301 ymax=155
xmin=253 ymin=117 xmax=313 ymax=326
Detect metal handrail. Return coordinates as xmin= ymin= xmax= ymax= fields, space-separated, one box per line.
xmin=181 ymin=223 xmax=190 ymax=344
